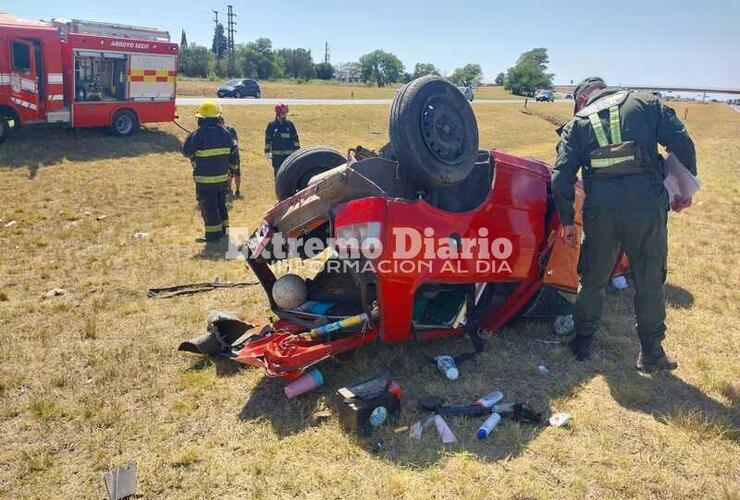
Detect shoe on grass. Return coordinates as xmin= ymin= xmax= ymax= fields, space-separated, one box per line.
xmin=568 ymin=335 xmax=593 ymax=361
xmin=636 ymin=352 xmax=678 ymax=373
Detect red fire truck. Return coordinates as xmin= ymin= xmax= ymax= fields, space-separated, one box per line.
xmin=0 ymin=13 xmax=178 ymax=143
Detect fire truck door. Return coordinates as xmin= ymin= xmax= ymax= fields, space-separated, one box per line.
xmin=9 ymin=39 xmax=40 ymax=114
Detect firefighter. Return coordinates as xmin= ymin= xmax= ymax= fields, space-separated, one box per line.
xmin=264 ymin=103 xmax=300 ymax=176
xmin=218 ymin=116 xmax=242 ymax=198
xmin=182 ymin=101 xmax=238 ymax=243
xmin=552 ymin=77 xmax=697 ymax=372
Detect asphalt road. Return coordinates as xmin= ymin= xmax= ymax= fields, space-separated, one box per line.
xmin=176 ymin=96 xmax=572 ymax=106
xmin=731 ymin=105 xmax=740 ymax=113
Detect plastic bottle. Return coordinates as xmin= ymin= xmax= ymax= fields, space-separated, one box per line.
xmin=476 ymin=412 xmax=502 ymax=439
xmin=433 ymin=414 xmax=457 ymax=444
xmin=474 ymin=390 xmax=504 ymax=408
xmin=435 ymin=355 xmax=459 ymax=380
xmin=284 ymin=369 xmax=324 ymax=398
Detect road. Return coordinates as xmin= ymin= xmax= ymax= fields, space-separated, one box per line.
xmin=731 ymin=105 xmax=740 ymax=113
xmin=176 ymin=97 xmax=572 ymax=106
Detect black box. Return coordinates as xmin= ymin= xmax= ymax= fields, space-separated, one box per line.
xmin=336 ymin=376 xmax=401 ymax=434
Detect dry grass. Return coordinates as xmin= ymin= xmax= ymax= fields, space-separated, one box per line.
xmin=0 ymin=101 xmax=738 ymax=498
xmin=177 ymin=78 xmax=517 ymax=100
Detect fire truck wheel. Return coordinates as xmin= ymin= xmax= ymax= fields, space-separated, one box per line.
xmin=389 ymin=76 xmax=478 ymax=187
xmin=275 ymin=145 xmax=346 ymax=201
xmin=110 ymin=110 xmax=139 ymax=137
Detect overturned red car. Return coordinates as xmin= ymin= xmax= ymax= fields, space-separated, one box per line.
xmin=184 ymin=77 xmax=625 ymax=379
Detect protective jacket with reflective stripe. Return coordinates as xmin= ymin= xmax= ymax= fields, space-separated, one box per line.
xmin=552 ymin=89 xmax=697 ymax=225
xmin=264 ymin=118 xmax=299 ymax=157
xmin=182 ymin=120 xmax=238 ymax=192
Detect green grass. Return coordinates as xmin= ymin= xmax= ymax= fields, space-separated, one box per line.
xmin=0 ymin=102 xmax=738 ymax=498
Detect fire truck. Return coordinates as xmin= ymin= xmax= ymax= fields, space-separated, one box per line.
xmin=0 ymin=13 xmax=178 ymax=143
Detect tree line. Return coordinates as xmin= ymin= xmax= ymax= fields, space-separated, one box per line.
xmin=179 ymin=29 xmax=554 ymax=96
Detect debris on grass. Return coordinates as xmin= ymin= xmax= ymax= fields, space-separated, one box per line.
xmin=4 ymin=220 xmax=17 ymax=228
xmin=611 ymin=275 xmax=629 ymax=290
xmin=553 ymin=314 xmax=575 ymax=336
xmin=538 ymin=364 xmax=550 ymax=375
xmin=133 ymin=232 xmax=148 ymax=239
xmin=549 ymin=412 xmax=571 ymax=427
xmin=103 ymin=462 xmax=137 ymax=500
xmin=44 ymin=288 xmax=67 ymax=298
xmin=96 ymin=215 xmax=108 ymax=221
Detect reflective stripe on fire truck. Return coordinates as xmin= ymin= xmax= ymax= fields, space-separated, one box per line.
xmin=47 ymin=73 xmax=64 ymax=85
xmin=128 ymin=69 xmax=176 ymax=83
xmin=10 ymin=97 xmax=38 ymax=111
xmin=48 ymin=95 xmax=64 ymax=102
xmin=0 ymin=74 xmax=10 ymax=86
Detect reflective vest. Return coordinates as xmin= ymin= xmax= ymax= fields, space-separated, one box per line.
xmin=579 ymin=91 xmax=645 ymax=178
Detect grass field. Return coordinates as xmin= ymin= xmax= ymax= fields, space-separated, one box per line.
xmin=0 ymin=101 xmax=738 ymax=498
xmin=177 ymin=77 xmax=516 ymax=100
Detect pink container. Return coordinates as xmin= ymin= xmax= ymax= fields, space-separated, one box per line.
xmin=284 ymin=369 xmax=324 ymax=398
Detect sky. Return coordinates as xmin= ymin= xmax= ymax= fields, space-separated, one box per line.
xmin=3 ymin=0 xmax=739 ymax=88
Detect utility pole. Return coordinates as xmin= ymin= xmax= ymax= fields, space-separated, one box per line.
xmin=227 ymin=5 xmax=237 ymax=54
xmin=212 ymin=9 xmax=219 ymax=27
xmin=324 ymin=41 xmax=330 ymax=64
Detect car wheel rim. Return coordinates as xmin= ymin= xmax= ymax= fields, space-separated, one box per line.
xmin=420 ymin=95 xmax=465 ymax=165
xmin=115 ymin=116 xmax=132 ymax=134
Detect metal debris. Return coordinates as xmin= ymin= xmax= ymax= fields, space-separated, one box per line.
xmin=103 ymin=462 xmax=137 ymax=500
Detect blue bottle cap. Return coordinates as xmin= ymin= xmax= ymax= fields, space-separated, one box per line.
xmin=476 ymin=428 xmax=488 ymax=440
xmin=309 ymin=369 xmax=324 ymax=386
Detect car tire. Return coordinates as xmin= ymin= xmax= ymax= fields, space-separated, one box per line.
xmin=275 ymin=146 xmax=346 ymax=201
xmin=389 ymin=76 xmax=478 ymax=188
xmin=110 ymin=109 xmax=138 ymax=137
xmin=235 ymin=90 xmax=243 ymax=98
xmin=255 ymin=90 xmax=261 ymax=99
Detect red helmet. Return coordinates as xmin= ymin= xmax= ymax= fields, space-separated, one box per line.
xmin=274 ymin=103 xmax=289 ymax=114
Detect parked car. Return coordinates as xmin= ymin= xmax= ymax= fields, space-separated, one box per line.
xmin=217 ymin=79 xmax=261 ymax=98
xmin=564 ymin=93 xmax=573 ymax=100
xmin=180 ymin=76 xmax=628 ymax=379
xmin=457 ymin=85 xmax=474 ymax=101
xmin=535 ymin=89 xmax=555 ymax=102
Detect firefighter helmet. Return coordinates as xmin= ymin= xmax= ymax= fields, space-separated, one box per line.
xmin=195 ymin=101 xmax=222 ymax=119
xmin=271 ymin=274 xmax=307 ymax=310
xmin=274 ymin=103 xmax=289 ymax=115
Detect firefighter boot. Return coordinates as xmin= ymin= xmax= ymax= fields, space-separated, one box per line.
xmin=568 ymin=335 xmax=593 ymax=361
xmin=636 ymin=343 xmax=678 ymax=373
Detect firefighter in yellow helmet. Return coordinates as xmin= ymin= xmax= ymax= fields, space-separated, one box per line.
xmin=182 ymin=101 xmax=239 ymax=243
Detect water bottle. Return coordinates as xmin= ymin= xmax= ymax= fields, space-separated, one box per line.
xmin=474 ymin=390 xmax=504 ymax=408
xmin=435 ymin=355 xmax=459 ymax=380
xmin=476 ymin=412 xmax=502 ymax=439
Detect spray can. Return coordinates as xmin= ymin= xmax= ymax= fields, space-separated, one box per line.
xmin=284 ymin=369 xmax=324 ymax=398
xmin=476 ymin=412 xmax=502 ymax=439
xmin=435 ymin=355 xmax=459 ymax=380
xmin=474 ymin=390 xmax=504 ymax=408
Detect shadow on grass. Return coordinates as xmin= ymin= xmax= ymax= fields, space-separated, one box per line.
xmin=0 ymin=125 xmax=182 ymax=178
xmin=665 ymin=282 xmax=695 ymax=309
xmin=188 ymin=356 xmax=243 ymax=378
xmin=234 ymin=289 xmax=737 ymax=466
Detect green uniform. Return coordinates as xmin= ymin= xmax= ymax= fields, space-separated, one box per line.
xmin=264 ymin=118 xmax=300 ymax=174
xmin=552 ymin=89 xmax=696 ymax=360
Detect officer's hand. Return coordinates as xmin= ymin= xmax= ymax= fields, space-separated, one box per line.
xmin=561 ymin=224 xmax=579 ymax=246
xmin=672 ymin=196 xmax=692 ymax=213
xmin=264 ymin=152 xmax=272 ymax=160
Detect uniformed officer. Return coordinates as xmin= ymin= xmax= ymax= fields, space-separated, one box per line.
xmin=552 ymin=77 xmax=697 ymax=372
xmin=264 ymin=103 xmax=300 ymax=176
xmin=218 ymin=116 xmax=242 ymax=198
xmin=182 ymin=101 xmax=238 ymax=243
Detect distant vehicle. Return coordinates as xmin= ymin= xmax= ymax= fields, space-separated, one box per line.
xmin=457 ymin=86 xmax=474 ymax=101
xmin=535 ymin=89 xmax=555 ymax=102
xmin=217 ymin=79 xmax=261 ymax=99
xmin=564 ymin=94 xmax=573 ymax=100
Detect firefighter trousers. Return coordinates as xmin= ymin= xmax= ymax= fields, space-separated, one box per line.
xmin=197 ymin=190 xmax=229 ymax=241
xmin=272 ymin=155 xmax=289 ymax=177
xmin=574 ymin=204 xmax=668 ymax=356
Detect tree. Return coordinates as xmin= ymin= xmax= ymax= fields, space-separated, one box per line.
xmin=236 ymin=38 xmax=275 ymax=80
xmin=179 ymin=44 xmax=212 ymax=77
xmin=211 ymin=23 xmax=227 ymax=59
xmin=315 ymin=62 xmax=334 ymax=80
xmin=495 ymin=72 xmax=505 ymax=86
xmin=275 ymin=48 xmax=316 ymax=80
xmin=180 ymin=30 xmax=187 ymax=48
xmin=449 ymin=64 xmax=483 ymax=86
xmin=412 ymin=62 xmax=440 ymax=79
xmin=504 ymin=48 xmax=554 ymax=96
xmin=358 ymin=50 xmax=404 ymax=87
